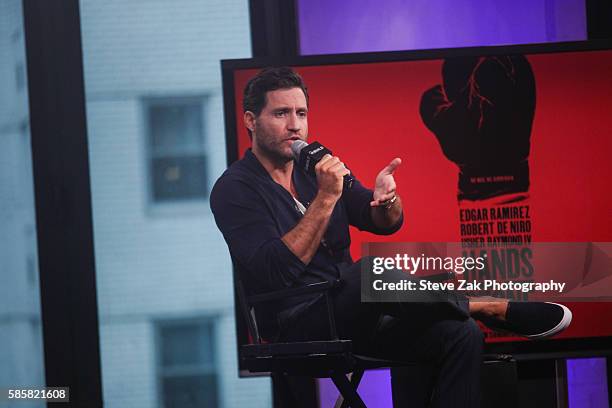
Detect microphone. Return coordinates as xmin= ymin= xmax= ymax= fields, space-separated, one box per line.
xmin=291 ymin=140 xmax=354 ymax=189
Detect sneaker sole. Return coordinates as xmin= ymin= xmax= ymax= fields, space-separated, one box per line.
xmin=525 ymin=302 xmax=573 ymax=340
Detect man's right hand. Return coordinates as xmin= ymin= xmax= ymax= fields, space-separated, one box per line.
xmin=315 ymin=154 xmax=350 ymax=201
xmin=282 ymin=154 xmax=348 ymax=264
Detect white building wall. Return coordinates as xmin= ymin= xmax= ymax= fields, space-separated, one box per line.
xmin=0 ymin=1 xmax=45 ymax=403
xmin=80 ymin=1 xmax=271 ymax=407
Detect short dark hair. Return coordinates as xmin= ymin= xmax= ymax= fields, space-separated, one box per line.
xmin=243 ymin=66 xmax=309 ymax=116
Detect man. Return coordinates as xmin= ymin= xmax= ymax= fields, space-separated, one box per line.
xmin=211 ymin=67 xmax=572 ymax=407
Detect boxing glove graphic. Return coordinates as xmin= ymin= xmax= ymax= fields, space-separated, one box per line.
xmin=420 ymin=55 xmax=536 ymax=201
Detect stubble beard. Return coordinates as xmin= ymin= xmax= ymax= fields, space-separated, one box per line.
xmin=254 ymin=130 xmax=293 ymax=166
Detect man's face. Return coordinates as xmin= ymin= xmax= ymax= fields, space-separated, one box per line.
xmin=246 ymin=87 xmax=308 ymax=163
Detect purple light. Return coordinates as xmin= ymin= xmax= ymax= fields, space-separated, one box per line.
xmin=298 ymin=0 xmax=586 ymax=55
xmin=319 ymin=369 xmax=392 ymax=407
xmin=567 ymin=358 xmax=610 ymax=408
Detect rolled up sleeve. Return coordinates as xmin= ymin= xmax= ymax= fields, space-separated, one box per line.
xmin=342 ymin=177 xmax=403 ymax=235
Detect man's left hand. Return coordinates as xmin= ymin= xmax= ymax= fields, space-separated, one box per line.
xmin=371 ymin=158 xmax=402 ymax=206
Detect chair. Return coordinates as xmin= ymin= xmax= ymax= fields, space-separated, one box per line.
xmin=234 ymin=274 xmax=517 ymax=408
xmin=235 ymin=277 xmax=409 ymax=408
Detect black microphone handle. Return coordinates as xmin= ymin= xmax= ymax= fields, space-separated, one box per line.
xmin=343 ymin=174 xmax=354 ymax=190
xmin=296 ymin=141 xmax=353 ymax=190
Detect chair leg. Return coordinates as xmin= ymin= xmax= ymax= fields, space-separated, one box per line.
xmin=331 ymin=372 xmax=367 ymax=408
xmin=339 ymin=370 xmax=365 ymax=408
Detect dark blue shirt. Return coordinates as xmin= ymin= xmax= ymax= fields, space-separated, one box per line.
xmin=210 ymin=150 xmax=403 ymax=334
xmin=211 ymin=148 xmax=402 ymax=288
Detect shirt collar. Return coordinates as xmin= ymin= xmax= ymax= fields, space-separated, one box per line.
xmin=242 ymin=148 xmax=274 ymax=180
xmin=242 ymin=148 xmax=314 ymax=200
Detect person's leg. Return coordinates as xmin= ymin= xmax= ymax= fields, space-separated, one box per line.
xmin=280 ymin=256 xmax=470 ymax=342
xmin=377 ymin=317 xmax=483 ymax=408
xmin=361 ymin=255 xmax=572 ymax=340
xmin=291 ymin=260 xmax=482 ymax=408
xmin=339 ymin=259 xmax=483 ymax=408
xmin=391 ymin=364 xmax=436 ymax=408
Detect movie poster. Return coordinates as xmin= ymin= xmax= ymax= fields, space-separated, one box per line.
xmin=232 ymin=49 xmax=612 ymax=342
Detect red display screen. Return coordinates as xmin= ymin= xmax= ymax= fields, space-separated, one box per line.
xmin=224 ymin=43 xmax=612 ymax=351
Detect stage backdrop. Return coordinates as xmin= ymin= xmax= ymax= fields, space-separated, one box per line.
xmin=231 ymin=48 xmax=612 ymax=343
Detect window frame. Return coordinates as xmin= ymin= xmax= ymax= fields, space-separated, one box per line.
xmin=154 ymin=317 xmax=220 ymax=408
xmin=142 ymin=94 xmax=211 ymax=215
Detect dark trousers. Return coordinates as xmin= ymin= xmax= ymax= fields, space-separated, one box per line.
xmin=279 ymin=259 xmax=484 ymax=408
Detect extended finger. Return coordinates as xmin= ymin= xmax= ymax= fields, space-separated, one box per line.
xmin=381 ymin=157 xmax=402 ymax=175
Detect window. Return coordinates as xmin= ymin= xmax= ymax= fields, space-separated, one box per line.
xmin=145 ymin=97 xmax=208 ymax=203
xmin=156 ymin=319 xmax=218 ymax=408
